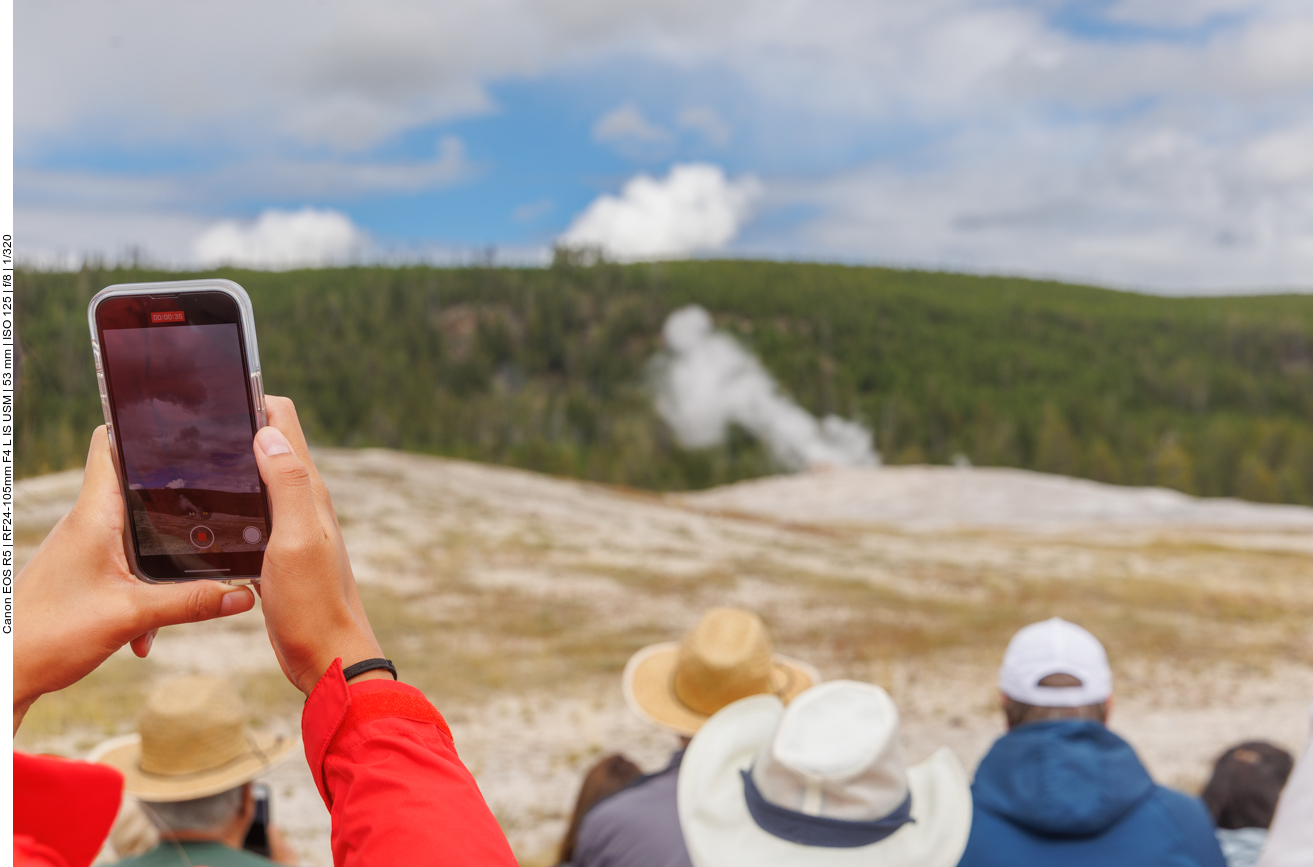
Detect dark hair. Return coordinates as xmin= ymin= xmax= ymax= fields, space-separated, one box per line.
xmin=1002 ymin=673 xmax=1109 ymax=729
xmin=1202 ymin=741 xmax=1294 ymax=830
xmin=558 ymin=754 xmax=643 ymax=864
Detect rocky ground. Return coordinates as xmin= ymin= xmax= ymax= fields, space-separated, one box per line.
xmin=16 ymin=453 xmax=1313 ymax=866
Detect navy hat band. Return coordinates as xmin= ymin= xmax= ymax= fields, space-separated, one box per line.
xmin=741 ymin=769 xmax=914 ymax=848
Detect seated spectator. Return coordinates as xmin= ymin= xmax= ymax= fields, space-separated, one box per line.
xmin=558 ymin=754 xmax=643 ymax=865
xmin=1202 ymin=741 xmax=1294 ymax=867
xmin=958 ymin=617 xmax=1226 ymax=867
xmin=571 ymin=607 xmax=818 ymax=867
xmin=89 ymin=675 xmax=299 ymax=866
xmin=678 ymin=680 xmax=972 ymax=867
xmin=1258 ymin=699 xmax=1313 ymax=867
xmin=14 ymin=399 xmax=519 ymax=867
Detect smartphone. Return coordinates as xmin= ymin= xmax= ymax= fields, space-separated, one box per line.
xmin=88 ymin=279 xmax=271 ymax=583
xmin=243 ymin=782 xmax=272 ymax=857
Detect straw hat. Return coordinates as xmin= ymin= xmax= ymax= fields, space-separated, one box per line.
xmin=679 ymin=681 xmax=972 ymax=867
xmin=623 ymin=608 xmax=819 ymax=736
xmin=91 ymin=676 xmax=297 ymax=802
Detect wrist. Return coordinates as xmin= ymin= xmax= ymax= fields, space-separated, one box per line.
xmin=13 ymin=659 xmax=45 ymax=731
xmin=297 ymin=637 xmax=385 ymax=694
xmin=345 ymin=669 xmax=394 ymax=686
xmin=13 ymin=696 xmax=36 ymax=734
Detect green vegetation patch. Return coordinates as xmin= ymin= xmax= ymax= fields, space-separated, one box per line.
xmin=17 ymin=261 xmax=1313 ymax=502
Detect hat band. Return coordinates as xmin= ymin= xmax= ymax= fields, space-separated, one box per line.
xmin=741 ymin=770 xmax=914 ymax=848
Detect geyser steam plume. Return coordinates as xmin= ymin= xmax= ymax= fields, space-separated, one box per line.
xmin=652 ymin=306 xmax=880 ymax=471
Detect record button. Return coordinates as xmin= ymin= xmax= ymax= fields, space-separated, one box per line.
xmin=190 ymin=526 xmax=215 ymax=549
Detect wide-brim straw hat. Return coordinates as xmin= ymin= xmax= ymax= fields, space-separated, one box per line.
xmin=624 ymin=607 xmax=819 ymax=736
xmin=678 ymin=682 xmax=972 ymax=867
xmin=91 ymin=675 xmax=297 ymax=802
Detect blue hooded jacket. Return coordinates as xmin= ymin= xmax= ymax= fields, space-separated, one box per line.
xmin=958 ymin=720 xmax=1226 ymax=867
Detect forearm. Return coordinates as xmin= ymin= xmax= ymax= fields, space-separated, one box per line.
xmin=303 ymin=661 xmax=517 ymax=867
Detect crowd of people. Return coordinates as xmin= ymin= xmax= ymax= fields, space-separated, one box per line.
xmin=555 ymin=611 xmax=1309 ymax=867
xmin=11 ymin=397 xmax=1313 ymax=867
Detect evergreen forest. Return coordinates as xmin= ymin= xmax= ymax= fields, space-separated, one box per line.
xmin=16 ymin=260 xmax=1313 ymax=504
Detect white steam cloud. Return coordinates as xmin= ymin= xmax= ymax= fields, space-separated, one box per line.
xmin=653 ymin=305 xmax=879 ymax=471
xmin=559 ymin=163 xmax=761 ymax=262
xmin=193 ymin=207 xmax=366 ymax=270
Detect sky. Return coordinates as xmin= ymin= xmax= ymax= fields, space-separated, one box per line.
xmin=15 ymin=0 xmax=1313 ymax=293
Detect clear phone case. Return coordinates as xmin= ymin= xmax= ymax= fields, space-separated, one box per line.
xmin=87 ymin=279 xmax=268 ymax=585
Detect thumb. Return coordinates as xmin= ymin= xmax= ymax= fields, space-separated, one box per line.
xmin=68 ymin=426 xmax=125 ymax=531
xmin=253 ymin=426 xmax=319 ymax=543
xmin=130 ymin=581 xmax=254 ymax=633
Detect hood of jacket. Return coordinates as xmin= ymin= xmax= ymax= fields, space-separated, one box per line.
xmin=972 ymin=719 xmax=1156 ymax=837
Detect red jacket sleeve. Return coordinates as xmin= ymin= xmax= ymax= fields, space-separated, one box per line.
xmin=302 ymin=659 xmax=517 ymax=867
xmin=13 ymin=752 xmax=123 ymax=867
xmin=15 ymin=834 xmax=71 ymax=867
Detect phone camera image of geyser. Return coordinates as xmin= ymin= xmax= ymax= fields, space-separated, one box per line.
xmin=103 ymin=320 xmax=266 ymax=557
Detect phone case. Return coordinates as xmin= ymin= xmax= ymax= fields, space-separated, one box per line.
xmin=87 ymin=279 xmax=268 ymax=585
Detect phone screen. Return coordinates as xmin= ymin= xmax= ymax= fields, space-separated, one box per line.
xmin=96 ymin=291 xmax=270 ymax=580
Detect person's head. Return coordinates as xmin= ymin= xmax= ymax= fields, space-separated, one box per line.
xmin=997 ymin=618 xmax=1113 ymax=730
xmin=558 ymin=754 xmax=643 ymax=863
xmin=678 ymin=681 xmax=972 ymax=867
xmin=623 ymin=607 xmax=819 ymax=737
xmin=92 ymin=675 xmax=296 ymax=846
xmin=142 ymin=783 xmax=254 ymax=843
xmin=1202 ymin=741 xmax=1294 ymax=830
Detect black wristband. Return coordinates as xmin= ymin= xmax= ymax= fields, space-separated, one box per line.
xmin=342 ymin=658 xmax=397 ymax=682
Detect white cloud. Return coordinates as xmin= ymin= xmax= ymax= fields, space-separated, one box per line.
xmin=17 ymin=205 xmax=213 ymax=269
xmin=17 ymin=136 xmax=472 ymax=213
xmin=773 ymin=117 xmax=1313 ymax=292
xmin=678 ymin=107 xmax=732 ymax=147
xmin=193 ymin=208 xmax=367 ymax=270
xmin=1104 ymin=0 xmax=1254 ymax=28
xmin=512 ymin=199 xmax=554 ymax=222
xmin=253 ymin=135 xmax=473 ymax=198
xmin=593 ymin=104 xmax=670 ymax=144
xmin=165 ymin=479 xmax=186 ymax=489
xmin=559 ymin=163 xmax=762 ymax=261
xmin=16 ymin=0 xmax=1313 ymax=291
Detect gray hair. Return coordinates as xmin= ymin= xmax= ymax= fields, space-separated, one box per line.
xmin=142 ymin=784 xmax=246 ymax=834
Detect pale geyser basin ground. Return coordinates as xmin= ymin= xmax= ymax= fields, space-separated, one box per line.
xmin=16 ymin=454 xmax=1313 ymax=866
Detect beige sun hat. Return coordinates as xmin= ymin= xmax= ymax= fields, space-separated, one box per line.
xmin=623 ymin=607 xmax=819 ymax=736
xmin=678 ymin=681 xmax=972 ymax=867
xmin=90 ymin=675 xmax=297 ymax=802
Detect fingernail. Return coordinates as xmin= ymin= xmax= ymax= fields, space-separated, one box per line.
xmin=145 ymin=631 xmax=155 ymax=654
xmin=256 ymin=427 xmax=292 ymax=457
xmin=220 ymin=589 xmax=248 ymax=616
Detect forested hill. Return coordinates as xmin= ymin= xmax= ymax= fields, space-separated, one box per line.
xmin=17 ymin=261 xmax=1313 ymax=504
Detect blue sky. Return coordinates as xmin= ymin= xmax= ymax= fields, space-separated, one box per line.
xmin=15 ymin=0 xmax=1313 ymax=292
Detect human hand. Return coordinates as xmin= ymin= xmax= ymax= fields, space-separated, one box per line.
xmin=252 ymin=396 xmax=385 ymax=694
xmin=266 ymin=823 xmax=300 ymax=866
xmin=13 ymin=427 xmax=255 ymax=732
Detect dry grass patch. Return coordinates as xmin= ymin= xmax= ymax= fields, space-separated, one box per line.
xmin=358 ymin=584 xmax=671 ymax=702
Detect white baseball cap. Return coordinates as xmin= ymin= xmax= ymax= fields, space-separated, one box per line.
xmin=998 ymin=618 xmax=1112 ymax=707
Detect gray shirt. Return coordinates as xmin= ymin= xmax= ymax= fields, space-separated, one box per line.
xmin=572 ymin=751 xmax=693 ymax=867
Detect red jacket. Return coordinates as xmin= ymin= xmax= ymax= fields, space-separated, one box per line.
xmin=15 ymin=660 xmax=517 ymax=867
xmin=14 ymin=751 xmax=123 ymax=867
